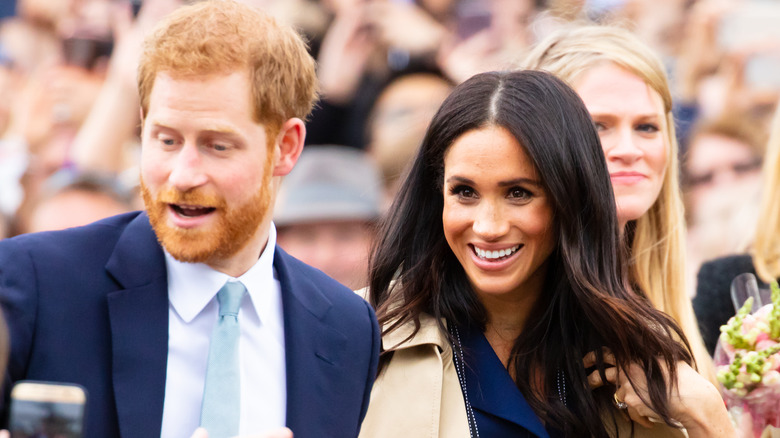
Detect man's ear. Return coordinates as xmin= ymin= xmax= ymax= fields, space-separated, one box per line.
xmin=273 ymin=118 xmax=306 ymax=177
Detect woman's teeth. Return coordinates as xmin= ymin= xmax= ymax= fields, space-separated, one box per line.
xmin=474 ymin=245 xmax=521 ymax=260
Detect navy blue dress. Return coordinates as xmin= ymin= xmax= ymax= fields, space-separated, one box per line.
xmin=459 ymin=325 xmax=566 ymax=438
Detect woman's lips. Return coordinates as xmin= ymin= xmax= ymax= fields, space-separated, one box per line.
xmin=469 ymin=244 xmax=523 ymax=271
xmin=610 ymin=171 xmax=646 ymax=185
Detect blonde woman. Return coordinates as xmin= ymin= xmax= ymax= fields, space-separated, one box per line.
xmin=694 ymin=107 xmax=780 ymax=353
xmin=521 ymin=25 xmax=716 ymax=384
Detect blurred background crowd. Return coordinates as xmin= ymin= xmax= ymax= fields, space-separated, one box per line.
xmin=0 ymin=0 xmax=778 ymax=294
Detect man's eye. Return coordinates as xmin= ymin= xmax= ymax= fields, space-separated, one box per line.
xmin=162 ymin=138 xmax=176 ymax=146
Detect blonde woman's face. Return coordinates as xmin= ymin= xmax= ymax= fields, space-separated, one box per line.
xmin=574 ymin=63 xmax=668 ymax=228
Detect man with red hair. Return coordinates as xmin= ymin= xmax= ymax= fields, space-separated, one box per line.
xmin=0 ymin=2 xmax=379 ymax=437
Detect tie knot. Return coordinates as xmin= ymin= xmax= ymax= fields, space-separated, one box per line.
xmin=217 ymin=281 xmax=246 ymax=317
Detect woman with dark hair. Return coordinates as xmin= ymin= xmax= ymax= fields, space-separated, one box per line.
xmin=357 ymin=70 xmax=732 ymax=437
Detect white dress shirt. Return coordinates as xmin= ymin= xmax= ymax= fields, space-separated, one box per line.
xmin=161 ymin=224 xmax=286 ymax=438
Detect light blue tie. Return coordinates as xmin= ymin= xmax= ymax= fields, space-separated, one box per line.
xmin=200 ymin=281 xmax=247 ymax=438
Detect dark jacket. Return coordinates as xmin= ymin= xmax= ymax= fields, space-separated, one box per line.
xmin=693 ymin=254 xmax=772 ymax=355
xmin=0 ymin=211 xmax=380 ymax=438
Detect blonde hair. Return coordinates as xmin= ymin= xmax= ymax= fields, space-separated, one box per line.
xmin=521 ymin=24 xmax=715 ymax=382
xmin=753 ymin=108 xmax=780 ymax=282
xmin=138 ymin=0 xmax=318 ymax=135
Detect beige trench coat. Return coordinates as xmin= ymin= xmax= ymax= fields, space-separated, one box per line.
xmin=358 ymin=312 xmax=687 ymax=438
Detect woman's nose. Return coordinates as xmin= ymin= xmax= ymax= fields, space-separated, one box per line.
xmin=472 ymin=201 xmax=509 ymax=241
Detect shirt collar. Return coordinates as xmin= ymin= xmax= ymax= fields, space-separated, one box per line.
xmin=166 ymin=223 xmax=279 ymax=323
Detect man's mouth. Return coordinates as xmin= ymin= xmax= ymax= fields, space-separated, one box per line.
xmin=472 ymin=244 xmax=522 ymax=261
xmin=170 ymin=204 xmax=216 ymax=217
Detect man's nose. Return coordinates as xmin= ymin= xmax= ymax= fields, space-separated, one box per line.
xmin=168 ymin=144 xmax=209 ymax=191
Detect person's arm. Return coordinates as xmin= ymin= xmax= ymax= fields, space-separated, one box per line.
xmin=70 ymin=0 xmax=182 ymax=174
xmin=585 ymin=352 xmax=735 ymax=437
xmin=69 ymin=63 xmax=140 ymax=174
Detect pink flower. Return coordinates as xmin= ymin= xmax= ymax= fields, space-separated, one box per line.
xmin=756 ymin=339 xmax=778 ymax=351
xmin=762 ymin=370 xmax=780 ymax=387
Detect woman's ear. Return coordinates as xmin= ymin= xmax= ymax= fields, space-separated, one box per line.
xmin=273 ymin=117 xmax=306 ymax=176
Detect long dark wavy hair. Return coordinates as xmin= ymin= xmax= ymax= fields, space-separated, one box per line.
xmin=368 ymin=70 xmax=693 ymax=436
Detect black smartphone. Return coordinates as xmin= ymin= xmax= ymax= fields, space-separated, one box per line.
xmin=8 ymin=381 xmax=87 ymax=438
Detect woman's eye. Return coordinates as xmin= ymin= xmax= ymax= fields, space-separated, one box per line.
xmin=508 ymin=187 xmax=531 ymax=200
xmin=161 ymin=138 xmax=176 ymax=146
xmin=636 ymin=123 xmax=659 ymax=133
xmin=212 ymin=143 xmax=228 ymax=152
xmin=450 ymin=185 xmax=476 ymax=198
xmin=593 ymin=121 xmax=607 ymax=132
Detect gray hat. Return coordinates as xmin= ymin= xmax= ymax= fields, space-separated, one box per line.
xmin=274 ymin=145 xmax=382 ymax=226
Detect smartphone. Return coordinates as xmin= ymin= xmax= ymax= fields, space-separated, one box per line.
xmin=8 ymin=381 xmax=87 ymax=438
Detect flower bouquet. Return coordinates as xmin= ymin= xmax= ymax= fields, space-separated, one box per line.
xmin=715 ymin=274 xmax=780 ymax=438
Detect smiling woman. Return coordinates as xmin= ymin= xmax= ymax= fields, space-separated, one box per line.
xmin=359 ymin=70 xmax=733 ymax=437
xmin=521 ymin=24 xmax=716 ymax=387
xmin=442 ymin=126 xmax=555 ymax=337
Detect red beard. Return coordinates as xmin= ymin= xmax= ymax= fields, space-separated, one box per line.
xmin=141 ymin=171 xmax=272 ymax=265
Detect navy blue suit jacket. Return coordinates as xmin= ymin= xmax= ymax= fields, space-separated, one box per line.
xmin=0 ymin=212 xmax=380 ymax=438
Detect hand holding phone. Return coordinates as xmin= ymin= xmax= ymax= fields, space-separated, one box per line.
xmin=9 ymin=381 xmax=87 ymax=438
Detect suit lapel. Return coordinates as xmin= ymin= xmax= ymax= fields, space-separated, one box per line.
xmin=274 ymin=248 xmax=347 ymax=436
xmin=106 ymin=213 xmax=169 ymax=438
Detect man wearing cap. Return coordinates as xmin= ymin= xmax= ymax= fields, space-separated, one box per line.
xmin=0 ymin=2 xmax=379 ymax=438
xmin=275 ymin=146 xmax=382 ymax=291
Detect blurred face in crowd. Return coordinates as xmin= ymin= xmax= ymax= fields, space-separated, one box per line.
xmin=369 ymin=74 xmax=452 ymax=200
xmin=574 ymin=62 xmax=667 ymax=228
xmin=685 ymin=133 xmax=762 ymax=223
xmin=277 ymin=220 xmax=376 ymax=290
xmin=27 ymin=188 xmax=130 ymax=233
xmin=442 ymin=126 xmax=555 ymax=304
xmin=140 ymin=71 xmax=276 ymax=273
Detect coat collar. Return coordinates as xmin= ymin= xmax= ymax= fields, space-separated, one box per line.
xmin=273 ymin=247 xmax=347 ymax=436
xmin=370 ymin=281 xmax=448 ymax=352
xmin=382 ymin=312 xmax=449 ymax=351
xmin=105 ymin=212 xmax=169 ymax=438
xmin=385 ymin=316 xmax=549 ymax=438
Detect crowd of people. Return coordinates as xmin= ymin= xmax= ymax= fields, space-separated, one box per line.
xmin=1 ymin=0 xmax=778 ymax=290
xmin=0 ymin=0 xmax=778 ymax=437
